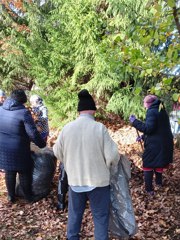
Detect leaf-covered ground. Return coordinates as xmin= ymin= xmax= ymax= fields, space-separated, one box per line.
xmin=0 ymin=121 xmax=180 ymax=240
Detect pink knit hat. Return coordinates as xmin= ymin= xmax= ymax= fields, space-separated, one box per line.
xmin=143 ymin=95 xmax=158 ymax=109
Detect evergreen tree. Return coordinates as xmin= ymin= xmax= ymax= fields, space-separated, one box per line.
xmin=0 ymin=0 xmax=179 ymax=126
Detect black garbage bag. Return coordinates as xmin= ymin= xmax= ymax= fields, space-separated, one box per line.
xmin=109 ymin=154 xmax=137 ymax=238
xmin=16 ymin=147 xmax=57 ymax=201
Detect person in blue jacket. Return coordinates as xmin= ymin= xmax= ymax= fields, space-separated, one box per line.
xmin=0 ymin=89 xmax=46 ymax=203
xmin=129 ymin=95 xmax=174 ymax=195
xmin=0 ymin=89 xmax=6 ymax=106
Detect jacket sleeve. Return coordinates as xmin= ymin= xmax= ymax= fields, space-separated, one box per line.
xmin=53 ymin=130 xmax=64 ymax=162
xmin=103 ymin=126 xmax=120 ymax=168
xmin=41 ymin=106 xmax=48 ymax=119
xmin=132 ymin=109 xmax=158 ymax=134
xmin=24 ymin=110 xmax=46 ymax=148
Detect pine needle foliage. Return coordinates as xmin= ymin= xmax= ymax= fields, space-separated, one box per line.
xmin=0 ymin=0 xmax=179 ymax=127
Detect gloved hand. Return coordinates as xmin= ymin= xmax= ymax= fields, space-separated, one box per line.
xmin=129 ymin=114 xmax=136 ymax=123
xmin=136 ymin=135 xmax=143 ymax=142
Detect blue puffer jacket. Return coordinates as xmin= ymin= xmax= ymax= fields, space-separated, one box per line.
xmin=132 ymin=99 xmax=174 ymax=168
xmin=0 ymin=98 xmax=46 ymax=171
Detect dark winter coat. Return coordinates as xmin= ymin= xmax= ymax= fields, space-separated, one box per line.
xmin=0 ymin=98 xmax=46 ymax=171
xmin=132 ymin=99 xmax=173 ymax=168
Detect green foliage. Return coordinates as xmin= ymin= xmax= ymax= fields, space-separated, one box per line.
xmin=47 ymin=86 xmax=78 ymax=127
xmin=0 ymin=0 xmax=179 ymax=127
xmin=107 ymin=88 xmax=145 ymax=121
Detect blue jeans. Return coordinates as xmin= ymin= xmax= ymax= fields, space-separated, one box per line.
xmin=67 ymin=186 xmax=110 ymax=240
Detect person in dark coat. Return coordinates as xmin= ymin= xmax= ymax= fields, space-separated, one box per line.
xmin=0 ymin=89 xmax=6 ymax=106
xmin=0 ymin=89 xmax=46 ymax=203
xmin=129 ymin=95 xmax=174 ymax=195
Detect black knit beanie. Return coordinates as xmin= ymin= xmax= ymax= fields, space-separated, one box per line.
xmin=77 ymin=89 xmax=97 ymax=111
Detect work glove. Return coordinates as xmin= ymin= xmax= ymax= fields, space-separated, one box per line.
xmin=129 ymin=114 xmax=136 ymax=123
xmin=136 ymin=135 xmax=143 ymax=142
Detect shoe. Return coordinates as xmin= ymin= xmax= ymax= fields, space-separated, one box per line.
xmin=146 ymin=191 xmax=154 ymax=196
xmin=57 ymin=194 xmax=66 ymax=211
xmin=146 ymin=191 xmax=154 ymax=200
xmin=8 ymin=195 xmax=16 ymax=203
xmin=146 ymin=191 xmax=155 ymax=199
xmin=24 ymin=195 xmax=34 ymax=203
xmin=57 ymin=202 xmax=66 ymax=211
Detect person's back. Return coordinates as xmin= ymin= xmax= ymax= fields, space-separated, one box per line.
xmin=146 ymin=99 xmax=172 ymax=136
xmin=0 ymin=89 xmax=46 ymax=203
xmin=59 ymin=113 xmax=118 ymax=187
xmin=53 ymin=89 xmax=120 ymax=240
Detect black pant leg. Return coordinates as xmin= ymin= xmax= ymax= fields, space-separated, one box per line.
xmin=155 ymin=171 xmax=163 ymax=186
xmin=144 ymin=170 xmax=154 ymax=192
xmin=57 ymin=163 xmax=68 ymax=210
xmin=59 ymin=163 xmax=68 ymax=195
xmin=5 ymin=171 xmax=16 ymax=198
xmin=18 ymin=170 xmax=32 ymax=200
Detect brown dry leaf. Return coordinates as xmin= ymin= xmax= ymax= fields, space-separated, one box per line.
xmin=0 ymin=122 xmax=179 ymax=240
xmin=35 ymin=237 xmax=43 ymax=240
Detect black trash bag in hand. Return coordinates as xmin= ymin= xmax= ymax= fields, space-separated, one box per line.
xmin=109 ymin=154 xmax=137 ymax=238
xmin=16 ymin=147 xmax=57 ymax=201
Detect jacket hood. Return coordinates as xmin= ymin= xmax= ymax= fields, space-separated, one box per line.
xmin=2 ymin=97 xmax=25 ymax=111
xmin=149 ymin=99 xmax=165 ymax=110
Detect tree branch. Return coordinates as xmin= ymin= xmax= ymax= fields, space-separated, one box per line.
xmin=172 ymin=6 xmax=180 ymax=36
